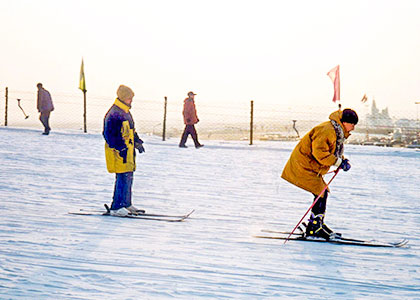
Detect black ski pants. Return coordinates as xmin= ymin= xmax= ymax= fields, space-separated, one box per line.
xmin=311 ymin=191 xmax=328 ymax=216
xmin=179 ymin=125 xmax=200 ymax=147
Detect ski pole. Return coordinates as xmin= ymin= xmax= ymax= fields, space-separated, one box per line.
xmin=17 ymin=99 xmax=29 ymax=119
xmin=284 ymin=168 xmax=340 ymax=244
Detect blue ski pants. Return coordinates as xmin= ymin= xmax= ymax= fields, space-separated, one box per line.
xmin=111 ymin=172 xmax=133 ymax=210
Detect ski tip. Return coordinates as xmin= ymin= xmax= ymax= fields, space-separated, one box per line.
xmin=177 ymin=209 xmax=195 ymax=221
xmin=394 ymin=239 xmax=409 ymax=247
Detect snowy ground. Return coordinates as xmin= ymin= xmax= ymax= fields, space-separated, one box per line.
xmin=0 ymin=127 xmax=419 ymax=299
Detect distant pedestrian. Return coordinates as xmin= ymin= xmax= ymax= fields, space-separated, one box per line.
xmin=36 ymin=83 xmax=54 ymax=135
xmin=281 ymin=108 xmax=358 ymax=240
xmin=179 ymin=91 xmax=203 ymax=148
xmin=103 ymin=85 xmax=145 ymax=216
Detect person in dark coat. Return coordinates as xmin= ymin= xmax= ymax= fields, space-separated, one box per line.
xmin=179 ymin=91 xmax=203 ymax=148
xmin=103 ymin=85 xmax=145 ymax=216
xmin=36 ymin=83 xmax=54 ymax=135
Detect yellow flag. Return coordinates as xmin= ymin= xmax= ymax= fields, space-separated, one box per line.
xmin=79 ymin=59 xmax=86 ymax=92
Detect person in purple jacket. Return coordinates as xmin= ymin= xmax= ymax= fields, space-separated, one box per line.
xmin=36 ymin=83 xmax=54 ymax=135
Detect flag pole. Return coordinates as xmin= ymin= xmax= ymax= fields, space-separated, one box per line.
xmin=79 ymin=58 xmax=87 ymax=133
xmin=83 ymin=90 xmax=87 ymax=133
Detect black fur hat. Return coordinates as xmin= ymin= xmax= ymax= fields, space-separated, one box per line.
xmin=341 ymin=109 xmax=358 ymax=124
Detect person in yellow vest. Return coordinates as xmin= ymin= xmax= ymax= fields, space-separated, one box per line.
xmin=281 ymin=109 xmax=358 ymax=239
xmin=103 ymin=85 xmax=145 ymax=216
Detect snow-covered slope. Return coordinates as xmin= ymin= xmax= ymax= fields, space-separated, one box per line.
xmin=0 ymin=127 xmax=419 ymax=299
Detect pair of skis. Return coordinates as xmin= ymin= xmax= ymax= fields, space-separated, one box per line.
xmin=68 ymin=204 xmax=194 ymax=222
xmin=255 ymin=229 xmax=408 ymax=248
xmin=69 ymin=206 xmax=408 ymax=247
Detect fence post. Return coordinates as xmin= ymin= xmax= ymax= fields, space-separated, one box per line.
xmin=250 ymin=100 xmax=254 ymax=145
xmin=162 ymin=96 xmax=167 ymax=141
xmin=4 ymin=87 xmax=8 ymax=126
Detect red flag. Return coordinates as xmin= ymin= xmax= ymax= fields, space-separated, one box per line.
xmin=327 ymin=65 xmax=340 ymax=102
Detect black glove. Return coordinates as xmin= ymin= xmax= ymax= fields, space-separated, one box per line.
xmin=136 ymin=144 xmax=145 ymax=153
xmin=134 ymin=132 xmax=144 ymax=153
xmin=339 ymin=159 xmax=351 ymax=172
xmin=119 ymin=148 xmax=128 ymax=163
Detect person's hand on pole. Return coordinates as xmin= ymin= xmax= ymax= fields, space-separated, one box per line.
xmin=339 ymin=159 xmax=351 ymax=172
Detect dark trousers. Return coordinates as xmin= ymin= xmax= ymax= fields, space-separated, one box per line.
xmin=311 ymin=191 xmax=328 ymax=216
xmin=39 ymin=111 xmax=51 ymax=133
xmin=111 ymin=172 xmax=133 ymax=210
xmin=179 ymin=125 xmax=200 ymax=147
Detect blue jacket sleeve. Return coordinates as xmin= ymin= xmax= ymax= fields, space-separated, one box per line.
xmin=134 ymin=132 xmax=143 ymax=145
xmin=103 ymin=113 xmax=126 ymax=151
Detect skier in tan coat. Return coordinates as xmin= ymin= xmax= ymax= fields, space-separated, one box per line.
xmin=282 ymin=109 xmax=358 ymax=239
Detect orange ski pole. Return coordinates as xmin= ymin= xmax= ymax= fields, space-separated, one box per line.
xmin=284 ymin=168 xmax=340 ymax=244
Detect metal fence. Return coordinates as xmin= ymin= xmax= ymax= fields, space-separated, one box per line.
xmin=2 ymin=87 xmax=419 ymax=146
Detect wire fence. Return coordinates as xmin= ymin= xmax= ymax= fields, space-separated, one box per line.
xmin=1 ymin=87 xmax=419 ymax=146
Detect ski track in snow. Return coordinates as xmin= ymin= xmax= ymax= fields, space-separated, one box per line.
xmin=0 ymin=127 xmax=419 ymax=299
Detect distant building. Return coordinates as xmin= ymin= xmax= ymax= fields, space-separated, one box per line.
xmin=395 ymin=118 xmax=417 ymax=129
xmin=366 ymin=99 xmax=393 ymax=128
xmin=394 ymin=118 xmax=419 ymax=142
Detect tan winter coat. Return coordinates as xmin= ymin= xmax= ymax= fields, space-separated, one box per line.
xmin=281 ymin=110 xmax=350 ymax=195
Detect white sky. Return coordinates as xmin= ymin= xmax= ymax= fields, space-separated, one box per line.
xmin=1 ymin=0 xmax=419 ymax=112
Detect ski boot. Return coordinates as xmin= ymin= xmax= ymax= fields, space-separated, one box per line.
xmin=322 ymin=222 xmax=342 ymax=239
xmin=126 ymin=205 xmax=146 ymax=215
xmin=305 ymin=213 xmax=332 ymax=240
xmin=110 ymin=207 xmax=131 ymax=216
